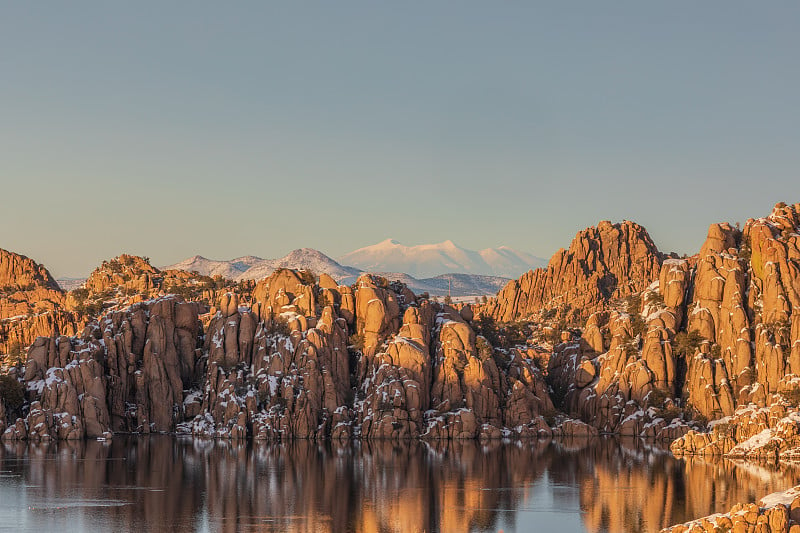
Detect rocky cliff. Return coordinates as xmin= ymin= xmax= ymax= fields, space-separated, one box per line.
xmin=538 ymin=203 xmax=800 ymax=442
xmin=482 ymin=220 xmax=664 ymax=323
xmin=0 ymin=249 xmax=79 ymax=361
xmin=1 ymin=201 xmax=799 ymax=443
xmin=662 ymin=485 xmax=800 ymax=533
xmin=68 ymin=254 xmax=245 ymax=314
xmin=0 ymin=268 xmax=553 ymax=441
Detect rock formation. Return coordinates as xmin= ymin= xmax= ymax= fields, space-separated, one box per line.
xmin=68 ymin=254 xmax=243 ymax=316
xmin=500 ymin=203 xmax=800 ymax=440
xmin=1 ymin=201 xmax=799 ymax=445
xmin=4 ymin=296 xmax=203 ymax=440
xmin=482 ymin=220 xmax=663 ymax=323
xmin=0 ymin=248 xmax=78 ymax=361
xmin=662 ymin=486 xmax=800 ymax=533
xmin=1 ymin=267 xmax=553 ymax=441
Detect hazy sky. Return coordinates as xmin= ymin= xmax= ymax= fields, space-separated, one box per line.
xmin=1 ymin=2 xmax=798 ymax=278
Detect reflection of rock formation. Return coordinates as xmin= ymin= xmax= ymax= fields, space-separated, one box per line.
xmin=3 ymin=437 xmax=205 ymax=533
xmin=572 ymin=439 xmax=800 ymax=533
xmin=2 ymin=438 xmax=798 ymax=533
xmin=195 ymin=439 xmax=554 ymax=533
xmin=537 ymin=436 xmax=800 ymax=533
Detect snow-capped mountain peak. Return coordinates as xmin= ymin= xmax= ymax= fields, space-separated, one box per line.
xmin=164 ymin=249 xmax=359 ymax=282
xmin=337 ymin=240 xmax=544 ymax=279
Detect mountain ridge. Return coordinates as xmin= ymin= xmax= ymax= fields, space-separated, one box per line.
xmin=337 ymin=239 xmax=545 ymax=278
xmin=163 ymin=243 xmax=532 ymax=296
xmin=164 ymin=249 xmax=360 ymax=282
xmin=3 ymin=202 xmax=800 ymax=456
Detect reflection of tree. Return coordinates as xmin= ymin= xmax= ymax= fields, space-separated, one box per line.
xmin=2 ymin=437 xmax=799 ymax=533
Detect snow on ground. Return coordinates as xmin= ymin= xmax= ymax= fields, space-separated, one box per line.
xmin=759 ymin=486 xmax=800 ymax=507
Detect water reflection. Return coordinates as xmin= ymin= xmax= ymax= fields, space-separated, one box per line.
xmin=0 ymin=436 xmax=797 ymax=533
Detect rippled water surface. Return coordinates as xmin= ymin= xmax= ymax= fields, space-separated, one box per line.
xmin=0 ymin=436 xmax=797 ymax=532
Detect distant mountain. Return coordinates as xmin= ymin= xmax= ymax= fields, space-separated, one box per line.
xmin=337 ymin=239 xmax=545 ymax=278
xmin=165 ymin=247 xmax=508 ymax=297
xmin=338 ymin=272 xmax=509 ymax=299
xmin=164 ymin=255 xmax=261 ymax=279
xmin=164 ymin=249 xmax=360 ymax=282
xmin=239 ymin=249 xmax=361 ymax=281
xmin=55 ymin=278 xmax=87 ymax=292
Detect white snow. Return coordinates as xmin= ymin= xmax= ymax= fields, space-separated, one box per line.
xmin=729 ymin=428 xmax=774 ymax=454
xmin=759 ymin=486 xmax=800 ymax=507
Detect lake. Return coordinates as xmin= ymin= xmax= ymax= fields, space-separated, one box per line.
xmin=0 ymin=436 xmax=796 ymax=532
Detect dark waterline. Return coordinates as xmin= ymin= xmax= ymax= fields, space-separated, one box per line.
xmin=0 ymin=436 xmax=797 ymax=533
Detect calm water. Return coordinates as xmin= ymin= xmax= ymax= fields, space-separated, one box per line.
xmin=0 ymin=436 xmax=797 ymax=533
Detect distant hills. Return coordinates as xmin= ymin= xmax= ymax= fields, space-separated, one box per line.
xmin=337 ymin=272 xmax=509 ymax=300
xmin=338 ymin=239 xmax=545 ymax=279
xmin=166 ymin=249 xmax=360 ymax=282
xmin=160 ymin=240 xmax=543 ymax=297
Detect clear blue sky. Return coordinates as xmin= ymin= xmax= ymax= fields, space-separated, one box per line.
xmin=1 ymin=2 xmax=798 ymax=277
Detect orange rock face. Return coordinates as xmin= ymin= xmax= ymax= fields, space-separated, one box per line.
xmin=0 ymin=248 xmax=61 ymax=293
xmin=483 ymin=220 xmax=663 ymax=323
xmin=2 ymin=265 xmax=553 ymax=441
xmin=516 ymin=203 xmax=800 ymax=441
xmin=4 ymin=296 xmax=202 ymax=440
xmin=3 ymin=201 xmax=800 ymax=448
xmin=0 ymin=248 xmax=78 ymax=361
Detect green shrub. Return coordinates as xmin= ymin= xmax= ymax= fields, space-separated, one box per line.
xmin=710 ymin=344 xmax=722 ymax=359
xmin=475 ymin=336 xmax=493 ymax=361
xmin=317 ymin=291 xmax=330 ymax=309
xmin=472 ymin=315 xmax=500 ymax=346
xmin=646 ymin=388 xmax=668 ymax=408
xmin=71 ymin=288 xmax=89 ymax=300
xmin=784 ymin=388 xmax=800 ymax=406
xmin=645 ymin=291 xmax=664 ymax=306
xmin=542 ymin=408 xmax=559 ymax=427
xmin=738 ymin=241 xmax=751 ymax=262
xmin=673 ymin=330 xmax=703 ymax=357
xmin=348 ymin=333 xmax=365 ymax=352
xmin=623 ymin=294 xmax=646 ymax=342
xmin=0 ymin=374 xmax=24 ymax=410
xmin=624 ymin=343 xmax=640 ymax=358
xmin=266 ymin=317 xmax=291 ymax=337
xmin=3 ymin=341 xmax=25 ymax=367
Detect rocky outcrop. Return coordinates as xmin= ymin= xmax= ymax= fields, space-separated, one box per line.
xmin=538 ymin=203 xmax=800 ymax=439
xmin=665 ymin=206 xmax=800 ymax=424
xmin=83 ymin=254 xmax=162 ymax=295
xmin=2 ymin=267 xmax=554 ymax=441
xmin=482 ymin=220 xmax=663 ymax=323
xmin=662 ymin=486 xmax=800 ymax=533
xmin=3 ymin=201 xmax=800 ymax=446
xmin=545 ymin=282 xmax=693 ymax=439
xmin=192 ymin=272 xmax=553 ymax=441
xmin=669 ymin=402 xmax=800 ymax=460
xmin=0 ymin=248 xmax=62 ymax=294
xmin=3 ymin=297 xmax=202 ymax=440
xmin=0 ymin=249 xmax=78 ymax=359
xmin=69 ymin=255 xmax=239 ymax=317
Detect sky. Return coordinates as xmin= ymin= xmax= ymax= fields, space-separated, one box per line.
xmin=1 ymin=2 xmax=799 ymax=278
